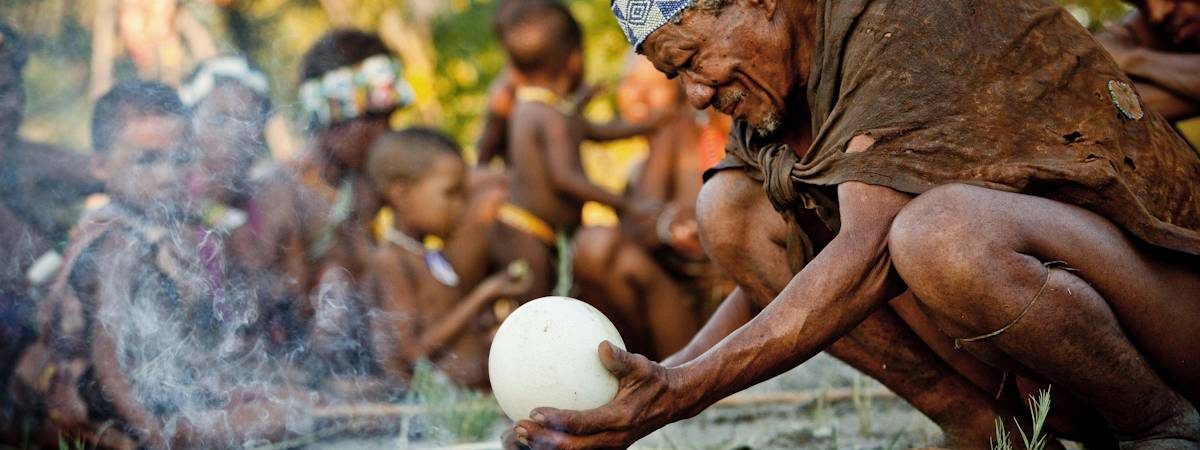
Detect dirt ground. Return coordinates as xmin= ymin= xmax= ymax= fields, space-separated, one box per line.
xmin=311 ymin=353 xmax=948 ymax=450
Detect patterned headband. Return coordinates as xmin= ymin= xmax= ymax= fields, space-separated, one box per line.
xmin=179 ymin=56 xmax=270 ymax=107
xmin=611 ymin=0 xmax=693 ymax=50
xmin=299 ymin=54 xmax=415 ymax=128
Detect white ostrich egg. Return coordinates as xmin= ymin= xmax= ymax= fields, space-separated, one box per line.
xmin=488 ymin=296 xmax=626 ymax=421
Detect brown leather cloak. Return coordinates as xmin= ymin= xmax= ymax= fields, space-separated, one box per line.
xmin=728 ymin=0 xmax=1200 ymax=257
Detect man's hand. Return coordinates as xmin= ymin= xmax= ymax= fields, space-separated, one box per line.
xmin=507 ymin=342 xmax=684 ymax=449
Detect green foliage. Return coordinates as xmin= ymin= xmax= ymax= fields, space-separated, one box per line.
xmin=991 ymin=387 xmax=1053 ymax=450
xmin=1015 ymin=387 xmax=1053 ymax=450
xmin=992 ymin=417 xmax=1014 ymax=450
xmin=1058 ymin=0 xmax=1132 ymax=29
xmin=408 ymin=359 xmax=502 ymax=443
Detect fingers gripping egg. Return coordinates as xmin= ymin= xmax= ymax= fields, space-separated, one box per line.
xmin=488 ymin=297 xmax=626 ymax=421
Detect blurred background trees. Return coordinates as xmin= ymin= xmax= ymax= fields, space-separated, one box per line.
xmin=0 ymin=0 xmax=1147 ymax=156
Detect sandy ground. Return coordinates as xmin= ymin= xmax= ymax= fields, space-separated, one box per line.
xmin=309 ymin=353 xmax=947 ymax=450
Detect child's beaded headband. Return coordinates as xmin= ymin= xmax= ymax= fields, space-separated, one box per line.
xmin=179 ymin=56 xmax=270 ymax=107
xmin=299 ymin=54 xmax=415 ymax=128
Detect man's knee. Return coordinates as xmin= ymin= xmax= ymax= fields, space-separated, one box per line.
xmin=697 ymin=170 xmax=780 ymax=264
xmin=889 ymin=184 xmax=1000 ymax=301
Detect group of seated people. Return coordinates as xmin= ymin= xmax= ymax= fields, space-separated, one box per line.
xmin=0 ymin=0 xmax=1195 ymax=448
xmin=0 ymin=1 xmax=735 ymax=447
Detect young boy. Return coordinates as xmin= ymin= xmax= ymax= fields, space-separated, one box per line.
xmin=14 ymin=81 xmax=309 ymax=448
xmin=366 ymin=128 xmax=529 ymax=390
xmin=495 ymin=0 xmax=661 ymax=299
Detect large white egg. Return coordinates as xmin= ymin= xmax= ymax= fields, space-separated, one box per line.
xmin=488 ymin=296 xmax=626 ymax=421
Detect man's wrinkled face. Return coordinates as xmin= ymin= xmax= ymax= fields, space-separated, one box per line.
xmin=1138 ymin=0 xmax=1200 ymax=48
xmin=640 ymin=4 xmax=797 ymax=136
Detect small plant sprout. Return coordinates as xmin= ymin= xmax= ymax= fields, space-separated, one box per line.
xmin=990 ymin=386 xmax=1053 ymax=450
xmin=991 ymin=417 xmax=1013 ymax=450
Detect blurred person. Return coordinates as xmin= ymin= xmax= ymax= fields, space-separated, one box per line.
xmin=492 ymin=0 xmax=668 ymax=304
xmin=295 ymin=29 xmax=415 ymax=384
xmin=1098 ymin=0 xmax=1200 ymax=121
xmin=478 ymin=0 xmax=669 ymax=166
xmin=181 ymin=55 xmax=313 ymax=356
xmin=510 ymin=0 xmax=1200 ymax=447
xmin=0 ymin=23 xmax=101 ymax=435
xmin=13 ymin=81 xmax=312 ymax=449
xmin=366 ymin=128 xmax=529 ymax=390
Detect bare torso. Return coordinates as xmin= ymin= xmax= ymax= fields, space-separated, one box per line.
xmin=507 ymin=102 xmax=587 ymax=231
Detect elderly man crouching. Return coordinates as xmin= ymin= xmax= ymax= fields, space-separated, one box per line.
xmin=508 ymin=0 xmax=1200 ymax=448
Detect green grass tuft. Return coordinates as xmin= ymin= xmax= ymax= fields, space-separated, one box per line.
xmin=991 ymin=386 xmax=1052 ymax=450
xmin=408 ymin=359 xmax=501 ymax=443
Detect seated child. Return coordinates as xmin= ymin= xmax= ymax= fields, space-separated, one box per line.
xmin=13 ymin=81 xmax=311 ymax=449
xmin=182 ymin=55 xmax=312 ymax=357
xmin=366 ymin=128 xmax=529 ymax=390
xmin=294 ymin=30 xmax=414 ymax=383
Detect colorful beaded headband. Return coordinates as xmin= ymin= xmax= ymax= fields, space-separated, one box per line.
xmin=611 ymin=0 xmax=694 ymax=50
xmin=299 ymin=54 xmax=415 ymax=127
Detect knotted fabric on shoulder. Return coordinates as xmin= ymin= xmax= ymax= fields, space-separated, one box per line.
xmin=742 ymin=0 xmax=1200 ymax=255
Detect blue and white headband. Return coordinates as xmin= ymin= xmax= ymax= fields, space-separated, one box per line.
xmin=179 ymin=56 xmax=270 ymax=107
xmin=611 ymin=0 xmax=693 ymax=50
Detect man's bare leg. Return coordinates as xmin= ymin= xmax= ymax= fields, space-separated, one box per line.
xmin=697 ymin=170 xmax=1024 ymax=447
xmin=890 ymin=183 xmax=1200 ymax=447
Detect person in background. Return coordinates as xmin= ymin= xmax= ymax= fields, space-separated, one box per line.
xmin=494 ymin=0 xmax=698 ymax=358
xmin=366 ymin=128 xmax=528 ymax=390
xmin=0 ymin=22 xmax=101 ymax=437
xmin=182 ymin=55 xmax=313 ymax=358
xmin=14 ymin=81 xmax=312 ymax=449
xmin=294 ymin=29 xmax=415 ymax=386
xmin=1098 ymin=0 xmax=1200 ymax=121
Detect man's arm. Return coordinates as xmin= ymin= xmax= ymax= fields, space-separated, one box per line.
xmin=668 ymin=181 xmax=910 ymax=410
xmin=660 ymin=288 xmax=756 ymax=368
xmin=515 ymin=181 xmax=912 ymax=448
xmin=539 ymin=107 xmax=629 ymax=211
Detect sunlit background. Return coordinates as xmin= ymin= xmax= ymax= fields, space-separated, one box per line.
xmin=7 ymin=0 xmax=1192 ymax=198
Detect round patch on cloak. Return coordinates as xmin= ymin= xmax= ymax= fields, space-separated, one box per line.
xmin=1107 ymin=80 xmax=1144 ymax=121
